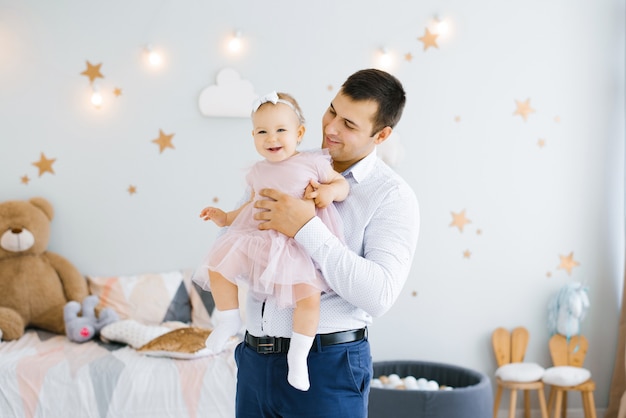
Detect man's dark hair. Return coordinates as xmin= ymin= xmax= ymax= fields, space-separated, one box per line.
xmin=340 ymin=68 xmax=406 ymax=136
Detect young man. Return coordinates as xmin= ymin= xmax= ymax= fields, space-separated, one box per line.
xmin=236 ymin=68 xmax=420 ymax=417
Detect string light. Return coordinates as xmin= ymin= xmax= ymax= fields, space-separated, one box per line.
xmin=91 ymin=83 xmax=103 ymax=108
xmin=378 ymin=47 xmax=393 ymax=70
xmin=145 ymin=44 xmax=162 ymax=67
xmin=434 ymin=17 xmax=449 ymax=35
xmin=431 ymin=15 xmax=452 ymax=39
xmin=228 ymin=30 xmax=242 ymax=53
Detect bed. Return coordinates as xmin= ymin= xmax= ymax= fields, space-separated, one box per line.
xmin=0 ymin=269 xmax=239 ymax=418
xmin=0 ymin=329 xmax=237 ymax=418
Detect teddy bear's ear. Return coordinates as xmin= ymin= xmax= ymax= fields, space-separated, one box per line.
xmin=29 ymin=197 xmax=54 ymax=221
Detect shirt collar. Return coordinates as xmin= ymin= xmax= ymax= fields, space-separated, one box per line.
xmin=342 ymin=147 xmax=378 ymax=183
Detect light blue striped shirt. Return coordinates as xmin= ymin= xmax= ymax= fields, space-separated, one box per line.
xmin=245 ymin=148 xmax=420 ymax=337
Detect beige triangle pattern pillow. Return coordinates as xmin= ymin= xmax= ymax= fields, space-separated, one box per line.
xmin=88 ymin=271 xmax=191 ymax=326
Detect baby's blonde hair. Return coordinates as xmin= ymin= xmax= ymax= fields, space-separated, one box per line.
xmin=274 ymin=92 xmax=306 ymax=125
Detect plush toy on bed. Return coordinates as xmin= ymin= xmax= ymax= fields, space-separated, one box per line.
xmin=0 ymin=197 xmax=89 ymax=341
xmin=64 ymin=295 xmax=119 ymax=343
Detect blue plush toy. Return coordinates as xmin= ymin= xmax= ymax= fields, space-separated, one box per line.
xmin=63 ymin=295 xmax=119 ymax=343
xmin=547 ymin=282 xmax=590 ymax=339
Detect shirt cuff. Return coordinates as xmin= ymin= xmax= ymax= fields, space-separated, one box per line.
xmin=294 ymin=216 xmax=331 ymax=256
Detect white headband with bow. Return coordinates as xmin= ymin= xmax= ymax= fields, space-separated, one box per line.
xmin=251 ymin=91 xmax=303 ymax=122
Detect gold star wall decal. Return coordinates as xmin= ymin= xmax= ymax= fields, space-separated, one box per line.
xmin=404 ymin=52 xmax=413 ymax=62
xmin=32 ymin=152 xmax=56 ymax=176
xmin=127 ymin=185 xmax=137 ymax=195
xmin=538 ymin=138 xmax=546 ymax=148
xmin=449 ymin=209 xmax=471 ymax=232
xmin=513 ymin=98 xmax=535 ymax=122
xmin=80 ymin=61 xmax=104 ymax=84
xmin=20 ymin=175 xmax=30 ymax=185
xmin=152 ymin=129 xmax=175 ymax=153
xmin=113 ymin=87 xmax=123 ymax=97
xmin=418 ymin=28 xmax=439 ymax=51
xmin=557 ymin=252 xmax=580 ymax=275
xmin=463 ymin=249 xmax=472 ymax=259
xmin=454 ymin=115 xmax=461 ymax=123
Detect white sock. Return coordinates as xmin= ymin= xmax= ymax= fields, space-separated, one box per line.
xmin=205 ymin=308 xmax=242 ymax=354
xmin=287 ymin=332 xmax=314 ymax=391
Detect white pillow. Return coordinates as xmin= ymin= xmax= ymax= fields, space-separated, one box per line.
xmin=100 ymin=319 xmax=172 ymax=348
xmin=496 ymin=362 xmax=545 ymax=382
xmin=542 ymin=366 xmax=591 ymax=387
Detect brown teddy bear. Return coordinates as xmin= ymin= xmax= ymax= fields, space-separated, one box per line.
xmin=0 ymin=197 xmax=89 ymax=341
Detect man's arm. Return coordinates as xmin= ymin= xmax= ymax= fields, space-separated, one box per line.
xmin=255 ymin=184 xmax=419 ymax=318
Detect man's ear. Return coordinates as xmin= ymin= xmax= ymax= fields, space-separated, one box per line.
xmin=373 ymin=126 xmax=393 ymax=145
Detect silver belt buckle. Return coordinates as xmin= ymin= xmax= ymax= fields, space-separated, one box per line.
xmin=256 ymin=336 xmax=276 ymax=354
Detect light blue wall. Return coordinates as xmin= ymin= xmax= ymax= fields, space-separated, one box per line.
xmin=0 ymin=0 xmax=624 ymax=410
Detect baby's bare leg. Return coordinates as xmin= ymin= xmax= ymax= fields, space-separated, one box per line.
xmin=292 ymin=292 xmax=320 ymax=337
xmin=205 ymin=270 xmax=241 ymax=353
xmin=210 ymin=270 xmax=239 ymax=311
xmin=288 ymin=291 xmax=320 ymax=391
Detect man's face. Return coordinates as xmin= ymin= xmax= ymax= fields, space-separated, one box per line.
xmin=321 ymin=92 xmax=380 ymax=173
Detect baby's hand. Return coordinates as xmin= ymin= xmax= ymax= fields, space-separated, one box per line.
xmin=304 ymin=179 xmax=334 ymax=208
xmin=199 ymin=207 xmax=228 ymax=227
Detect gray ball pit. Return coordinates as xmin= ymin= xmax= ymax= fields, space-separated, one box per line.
xmin=368 ymin=360 xmax=493 ymax=418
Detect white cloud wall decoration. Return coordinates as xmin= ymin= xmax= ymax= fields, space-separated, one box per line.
xmin=198 ymin=68 xmax=258 ymax=118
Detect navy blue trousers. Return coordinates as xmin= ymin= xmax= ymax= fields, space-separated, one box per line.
xmin=234 ymin=335 xmax=372 ymax=418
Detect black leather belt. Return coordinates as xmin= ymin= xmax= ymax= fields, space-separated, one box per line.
xmin=244 ymin=328 xmax=367 ymax=354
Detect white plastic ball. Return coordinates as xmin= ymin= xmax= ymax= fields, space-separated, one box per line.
xmin=425 ymin=380 xmax=439 ymax=391
xmin=403 ymin=376 xmax=418 ymax=390
xmin=388 ymin=374 xmax=401 ymax=384
xmin=371 ymin=378 xmax=383 ymax=388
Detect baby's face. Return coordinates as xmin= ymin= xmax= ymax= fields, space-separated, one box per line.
xmin=252 ymin=103 xmax=305 ymax=162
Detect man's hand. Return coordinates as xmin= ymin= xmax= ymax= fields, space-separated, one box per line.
xmin=254 ymin=188 xmax=316 ymax=238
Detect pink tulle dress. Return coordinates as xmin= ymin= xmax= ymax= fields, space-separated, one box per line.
xmin=194 ymin=150 xmax=343 ymax=308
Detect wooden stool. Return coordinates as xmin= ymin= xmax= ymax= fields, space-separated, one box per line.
xmin=543 ymin=334 xmax=596 ymax=418
xmin=492 ymin=327 xmax=548 ymax=418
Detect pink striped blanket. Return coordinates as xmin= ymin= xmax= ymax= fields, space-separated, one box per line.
xmin=0 ymin=330 xmax=237 ymax=418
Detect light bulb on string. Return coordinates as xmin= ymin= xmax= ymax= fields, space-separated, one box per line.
xmin=91 ymin=83 xmax=103 ymax=108
xmin=435 ymin=18 xmax=449 ymax=36
xmin=145 ymin=44 xmax=162 ymax=67
xmin=228 ymin=30 xmax=242 ymax=54
xmin=378 ymin=47 xmax=393 ymax=70
xmin=431 ymin=15 xmax=452 ymax=40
